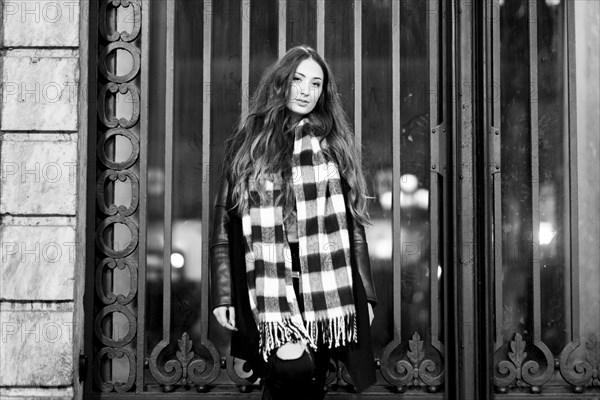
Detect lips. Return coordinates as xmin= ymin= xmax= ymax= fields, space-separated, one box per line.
xmin=296 ymin=99 xmax=309 ymax=106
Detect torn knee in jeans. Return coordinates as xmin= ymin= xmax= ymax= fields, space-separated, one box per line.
xmin=275 ymin=342 xmax=306 ymax=360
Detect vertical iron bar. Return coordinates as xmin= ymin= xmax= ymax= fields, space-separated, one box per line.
xmin=316 ymin=0 xmax=325 ymax=56
xmin=353 ymin=0 xmax=362 ymax=150
xmin=241 ymin=0 xmax=250 ymax=118
xmin=523 ymin=3 xmax=554 ymax=388
xmin=428 ymin=0 xmax=440 ymax=126
xmin=565 ymin=0 xmax=579 ymax=342
xmin=456 ymin=0 xmax=478 ymax=397
xmin=480 ymin=0 xmax=500 ymax=395
xmin=391 ymin=0 xmax=401 ymax=341
xmin=559 ymin=2 xmax=572 ymax=341
xmin=554 ymin=5 xmax=571 ymax=341
xmin=200 ymin=0 xmax=213 ymax=338
xmin=452 ymin=0 xmax=460 ymax=391
xmin=278 ymin=0 xmax=287 ymax=58
xmin=490 ymin=0 xmax=503 ymax=352
xmin=528 ymin=0 xmax=541 ymax=343
xmin=440 ymin=0 xmax=452 ymax=395
xmin=136 ymin=0 xmax=150 ymax=391
xmin=161 ymin=0 xmax=175 ymax=341
xmin=429 ymin=0 xmax=443 ymax=354
xmin=491 ymin=0 xmax=501 ymax=127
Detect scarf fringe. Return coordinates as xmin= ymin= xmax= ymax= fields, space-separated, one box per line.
xmin=259 ymin=319 xmax=315 ymax=361
xmin=259 ymin=312 xmax=358 ymax=361
xmin=306 ymin=312 xmax=358 ymax=350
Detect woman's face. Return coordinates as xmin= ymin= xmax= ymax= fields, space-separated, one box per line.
xmin=286 ymin=58 xmax=324 ymax=119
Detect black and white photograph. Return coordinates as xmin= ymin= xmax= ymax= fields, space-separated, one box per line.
xmin=0 ymin=1 xmax=599 ymax=399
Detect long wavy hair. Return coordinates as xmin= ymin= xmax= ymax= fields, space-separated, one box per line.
xmin=223 ymin=45 xmax=371 ymax=226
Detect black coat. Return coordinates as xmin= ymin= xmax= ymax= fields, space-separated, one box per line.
xmin=210 ymin=173 xmax=378 ymax=392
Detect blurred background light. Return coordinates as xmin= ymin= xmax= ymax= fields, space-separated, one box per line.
xmin=400 ymin=174 xmax=419 ymax=193
xmin=539 ymin=222 xmax=557 ymax=245
xmin=171 ymin=252 xmax=185 ymax=269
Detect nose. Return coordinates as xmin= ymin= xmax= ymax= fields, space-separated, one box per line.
xmin=299 ymin=81 xmax=310 ymax=97
xmin=291 ymin=80 xmax=312 ymax=100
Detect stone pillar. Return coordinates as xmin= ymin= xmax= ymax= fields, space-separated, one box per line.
xmin=0 ymin=1 xmax=82 ymax=399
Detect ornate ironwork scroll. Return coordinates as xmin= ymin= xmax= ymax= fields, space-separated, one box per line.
xmin=148 ymin=333 xmax=220 ymax=392
xmin=225 ymin=356 xmax=260 ymax=393
xmin=494 ymin=333 xmax=554 ymax=393
xmin=93 ymin=0 xmax=142 ymax=393
xmin=559 ymin=335 xmax=596 ymax=392
xmin=381 ymin=333 xmax=445 ymax=393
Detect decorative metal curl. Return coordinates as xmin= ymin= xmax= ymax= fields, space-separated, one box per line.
xmin=149 ymin=332 xmax=221 ymax=392
xmin=381 ymin=339 xmax=411 ymax=390
xmin=94 ymin=347 xmax=136 ymax=392
xmin=94 ymin=304 xmax=137 ymax=347
xmin=95 ymin=258 xmax=138 ymax=305
xmin=95 ymin=214 xmax=139 ymax=258
xmin=98 ymin=82 xmax=140 ymax=128
xmin=494 ymin=334 xmax=525 ymax=389
xmin=98 ymin=41 xmax=141 ymax=83
xmin=419 ymin=357 xmax=444 ymax=389
xmin=559 ymin=335 xmax=599 ymax=392
xmin=99 ymin=0 xmax=141 ymax=42
xmin=494 ymin=333 xmax=554 ymax=393
xmin=97 ymin=128 xmax=140 ymax=170
xmin=381 ymin=333 xmax=444 ymax=392
xmin=225 ymin=355 xmax=259 ymax=392
xmin=187 ymin=338 xmax=221 ymax=388
xmin=522 ymin=339 xmax=554 ymax=392
xmin=96 ymin=170 xmax=140 ymax=217
xmin=148 ymin=340 xmax=180 ymax=390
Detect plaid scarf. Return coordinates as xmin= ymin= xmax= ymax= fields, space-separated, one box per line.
xmin=241 ymin=120 xmax=357 ymax=361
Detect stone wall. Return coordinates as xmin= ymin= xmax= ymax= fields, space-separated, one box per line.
xmin=0 ymin=1 xmax=83 ymax=399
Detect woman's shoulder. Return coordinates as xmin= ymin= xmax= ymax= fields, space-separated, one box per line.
xmin=220 ymin=175 xmax=244 ymax=219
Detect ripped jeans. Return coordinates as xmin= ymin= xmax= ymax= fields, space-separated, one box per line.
xmin=261 ymin=242 xmax=331 ymax=400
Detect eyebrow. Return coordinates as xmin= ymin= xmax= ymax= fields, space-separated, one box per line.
xmin=295 ymin=72 xmax=323 ymax=81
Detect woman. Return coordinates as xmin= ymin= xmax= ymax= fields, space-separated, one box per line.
xmin=210 ymin=45 xmax=377 ymax=400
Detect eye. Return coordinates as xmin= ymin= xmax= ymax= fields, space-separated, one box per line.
xmin=293 ymin=76 xmax=301 ymax=82
xmin=311 ymin=81 xmax=322 ymax=88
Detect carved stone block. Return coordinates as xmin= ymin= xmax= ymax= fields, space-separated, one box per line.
xmin=0 ymin=218 xmax=76 ymax=301
xmin=1 ymin=51 xmax=79 ymax=131
xmin=1 ymin=0 xmax=79 ymax=47
xmin=0 ymin=305 xmax=74 ymax=386
xmin=0 ymin=135 xmax=77 ymax=215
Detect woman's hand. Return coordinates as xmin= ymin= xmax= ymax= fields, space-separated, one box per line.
xmin=368 ymin=303 xmax=374 ymax=325
xmin=213 ymin=306 xmax=238 ymax=331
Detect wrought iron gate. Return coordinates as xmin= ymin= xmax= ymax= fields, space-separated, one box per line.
xmin=83 ymin=0 xmax=600 ymax=398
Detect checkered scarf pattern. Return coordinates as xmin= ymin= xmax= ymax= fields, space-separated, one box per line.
xmin=241 ymin=120 xmax=357 ymax=361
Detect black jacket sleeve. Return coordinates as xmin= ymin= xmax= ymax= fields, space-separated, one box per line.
xmin=351 ymin=217 xmax=378 ymax=307
xmin=210 ymin=174 xmax=233 ymax=310
xmin=340 ymin=176 xmax=377 ymax=307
